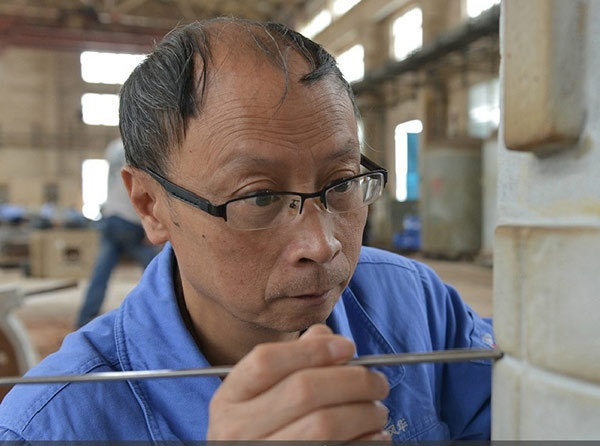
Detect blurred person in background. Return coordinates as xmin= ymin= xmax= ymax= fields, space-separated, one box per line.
xmin=76 ymin=138 xmax=158 ymax=327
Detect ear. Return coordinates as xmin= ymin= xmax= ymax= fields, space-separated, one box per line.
xmin=121 ymin=166 xmax=170 ymax=245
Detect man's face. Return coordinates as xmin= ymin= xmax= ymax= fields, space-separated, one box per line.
xmin=162 ymin=52 xmax=366 ymax=335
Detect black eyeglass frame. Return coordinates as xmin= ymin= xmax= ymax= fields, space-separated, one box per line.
xmin=143 ymin=154 xmax=388 ymax=223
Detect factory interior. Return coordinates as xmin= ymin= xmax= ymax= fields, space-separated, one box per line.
xmin=0 ymin=0 xmax=599 ymax=440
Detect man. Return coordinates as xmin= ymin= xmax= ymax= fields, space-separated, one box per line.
xmin=0 ymin=18 xmax=494 ymax=442
xmin=77 ymin=138 xmax=158 ymax=327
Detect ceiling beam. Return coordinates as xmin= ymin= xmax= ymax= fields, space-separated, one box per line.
xmin=112 ymin=0 xmax=149 ymax=14
xmin=352 ymin=5 xmax=500 ymax=94
xmin=0 ymin=23 xmax=166 ymax=53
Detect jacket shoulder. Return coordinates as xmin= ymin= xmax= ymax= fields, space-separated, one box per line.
xmin=354 ymin=246 xmax=448 ymax=291
xmin=357 ymin=246 xmax=419 ymax=271
xmin=0 ymin=313 xmax=148 ymax=440
xmin=353 ymin=247 xmax=432 ymax=291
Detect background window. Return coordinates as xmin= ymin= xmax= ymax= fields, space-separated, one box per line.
xmin=80 ymin=51 xmax=146 ymax=85
xmin=395 ymin=120 xmax=423 ymax=202
xmin=81 ymin=159 xmax=109 ymax=220
xmin=392 ymin=8 xmax=423 ymax=61
xmin=332 ymin=0 xmax=361 ymax=17
xmin=466 ymin=0 xmax=501 ymax=18
xmin=80 ymin=51 xmax=145 ymax=127
xmin=357 ymin=120 xmax=365 ymax=147
xmin=468 ymin=78 xmax=500 ymax=138
xmin=300 ymin=9 xmax=332 ymax=38
xmin=81 ymin=93 xmax=120 ymax=126
xmin=337 ymin=44 xmax=364 ymax=83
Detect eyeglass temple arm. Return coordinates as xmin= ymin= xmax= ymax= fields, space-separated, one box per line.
xmin=360 ymin=155 xmax=388 ymax=186
xmin=142 ymin=167 xmax=226 ymax=218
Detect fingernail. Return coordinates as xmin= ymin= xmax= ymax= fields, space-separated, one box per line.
xmin=375 ymin=400 xmax=389 ymax=416
xmin=327 ymin=338 xmax=354 ymax=359
xmin=376 ymin=430 xmax=392 ymax=441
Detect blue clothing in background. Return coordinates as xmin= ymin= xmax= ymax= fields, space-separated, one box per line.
xmin=76 ymin=215 xmax=157 ymax=327
xmin=76 ymin=139 xmax=158 ymax=327
xmin=0 ymin=245 xmax=494 ymax=442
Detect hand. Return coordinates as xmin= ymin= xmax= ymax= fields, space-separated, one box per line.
xmin=207 ymin=324 xmax=391 ymax=441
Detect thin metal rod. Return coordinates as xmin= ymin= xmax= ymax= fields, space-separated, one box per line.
xmin=349 ymin=348 xmax=502 ymax=366
xmin=0 ymin=348 xmax=502 ymax=386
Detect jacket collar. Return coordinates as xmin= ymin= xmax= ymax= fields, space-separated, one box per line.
xmin=115 ymin=244 xmax=403 ymax=440
xmin=115 ymin=243 xmax=219 ymax=440
xmin=328 ymin=286 xmax=405 ymax=389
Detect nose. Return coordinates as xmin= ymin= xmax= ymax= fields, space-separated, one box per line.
xmin=284 ymin=197 xmax=341 ymax=265
xmin=298 ymin=194 xmax=326 ymax=214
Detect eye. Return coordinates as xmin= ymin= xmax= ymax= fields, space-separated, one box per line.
xmin=250 ymin=194 xmax=280 ymax=207
xmin=331 ymin=179 xmax=355 ymax=194
xmin=333 ymin=182 xmax=349 ymax=193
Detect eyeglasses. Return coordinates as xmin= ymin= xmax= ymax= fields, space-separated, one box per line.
xmin=143 ymin=154 xmax=387 ymax=231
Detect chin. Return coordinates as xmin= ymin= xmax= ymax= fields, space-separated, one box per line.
xmin=269 ymin=303 xmax=336 ymax=333
xmin=280 ymin=318 xmax=328 ymax=333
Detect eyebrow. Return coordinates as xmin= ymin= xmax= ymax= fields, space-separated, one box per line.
xmin=323 ymin=143 xmax=361 ymax=164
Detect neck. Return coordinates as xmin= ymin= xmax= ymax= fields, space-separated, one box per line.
xmin=191 ymin=313 xmax=300 ymax=366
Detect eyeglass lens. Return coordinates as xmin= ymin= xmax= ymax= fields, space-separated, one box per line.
xmin=225 ymin=172 xmax=384 ymax=230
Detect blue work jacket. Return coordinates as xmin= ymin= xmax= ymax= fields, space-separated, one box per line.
xmin=0 ymin=245 xmax=494 ymax=441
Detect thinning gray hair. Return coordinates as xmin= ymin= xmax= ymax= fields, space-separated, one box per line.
xmin=119 ymin=17 xmax=359 ymax=175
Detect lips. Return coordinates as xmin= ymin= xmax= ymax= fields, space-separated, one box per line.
xmin=267 ymin=265 xmax=350 ymax=301
xmin=289 ymin=290 xmax=331 ymax=299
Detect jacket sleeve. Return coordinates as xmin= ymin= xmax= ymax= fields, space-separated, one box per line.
xmin=0 ymin=427 xmax=30 ymax=443
xmin=415 ymin=260 xmax=494 ymax=440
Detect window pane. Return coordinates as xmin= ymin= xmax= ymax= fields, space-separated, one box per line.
xmin=333 ymin=0 xmax=361 ymax=17
xmin=80 ymin=51 xmax=146 ymax=85
xmin=468 ymin=78 xmax=500 ymax=138
xmin=395 ymin=120 xmax=423 ymax=202
xmin=392 ymin=8 xmax=423 ymax=61
xmin=300 ymin=10 xmax=332 ymax=38
xmin=337 ymin=44 xmax=364 ymax=83
xmin=81 ymin=159 xmax=109 ymax=221
xmin=81 ymin=93 xmax=119 ymax=126
xmin=467 ymin=0 xmax=501 ymax=18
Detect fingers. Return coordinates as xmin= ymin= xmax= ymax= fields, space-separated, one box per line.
xmin=219 ymin=324 xmax=355 ymax=402
xmin=217 ymin=365 xmax=389 ymax=439
xmin=208 ymin=324 xmax=391 ymax=441
xmin=300 ymin=324 xmax=334 ymax=338
xmin=246 ymin=366 xmax=389 ymax=435
xmin=353 ymin=429 xmax=393 ymax=443
xmin=265 ymin=400 xmax=390 ymax=441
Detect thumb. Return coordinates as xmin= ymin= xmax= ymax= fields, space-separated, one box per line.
xmin=299 ymin=324 xmax=333 ymax=339
xmin=300 ymin=324 xmax=355 ymax=363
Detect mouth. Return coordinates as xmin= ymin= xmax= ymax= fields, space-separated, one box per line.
xmin=288 ymin=289 xmax=332 ymax=300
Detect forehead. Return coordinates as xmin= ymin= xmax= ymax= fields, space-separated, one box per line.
xmin=171 ymin=46 xmax=359 ymax=173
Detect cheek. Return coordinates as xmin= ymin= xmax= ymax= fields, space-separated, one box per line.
xmin=184 ymin=223 xmax=276 ymax=292
xmin=336 ymin=208 xmax=367 ymax=251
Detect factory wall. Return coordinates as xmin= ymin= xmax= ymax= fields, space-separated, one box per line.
xmin=493 ymin=0 xmax=600 ymax=439
xmin=0 ymin=47 xmax=119 ymax=208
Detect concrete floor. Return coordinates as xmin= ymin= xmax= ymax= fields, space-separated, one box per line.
xmin=0 ymin=254 xmax=492 ymax=364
